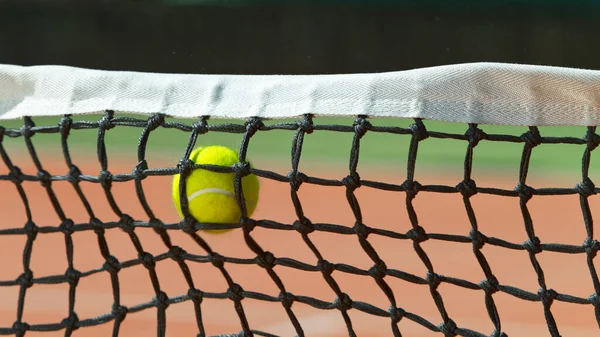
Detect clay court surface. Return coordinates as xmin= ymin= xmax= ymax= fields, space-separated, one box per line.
xmin=1 ymin=155 xmax=599 ymax=336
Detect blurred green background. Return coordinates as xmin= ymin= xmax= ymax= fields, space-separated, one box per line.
xmin=0 ymin=114 xmax=593 ymax=181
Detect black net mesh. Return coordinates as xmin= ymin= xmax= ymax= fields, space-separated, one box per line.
xmin=0 ymin=111 xmax=599 ymax=337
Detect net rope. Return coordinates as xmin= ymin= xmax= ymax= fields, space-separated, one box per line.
xmin=0 ymin=111 xmax=599 ymax=337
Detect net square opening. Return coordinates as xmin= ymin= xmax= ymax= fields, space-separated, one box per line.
xmin=413 ymin=191 xmax=471 ymax=235
xmin=527 ymin=129 xmax=584 ymax=188
xmin=387 ymin=277 xmax=443 ymax=331
xmin=537 ymin=250 xmax=594 ymax=299
xmin=470 ymin=124 xmax=527 ymax=190
xmin=29 ymin=232 xmax=68 ymax=279
xmin=527 ymin=194 xmax=587 ymax=245
xmin=436 ymin=281 xmax=496 ymax=335
xmin=118 ymin=263 xmax=160 ymax=308
xmin=21 ymin=283 xmax=70 ymax=327
xmin=471 ymin=193 xmax=529 ymax=244
xmin=275 ymin=263 xmax=338 ymax=303
xmin=421 ymin=239 xmax=485 ymax=285
xmin=295 ymin=116 xmax=356 ymax=180
xmin=481 ymin=244 xmax=539 ymax=294
xmin=369 ymin=230 xmax=426 ymax=272
xmin=354 ymin=187 xmax=409 ymax=232
xmin=72 ymin=271 xmax=114 ymax=325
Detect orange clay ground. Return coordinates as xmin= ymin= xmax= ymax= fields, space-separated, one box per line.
xmin=1 ymin=155 xmax=599 ymax=337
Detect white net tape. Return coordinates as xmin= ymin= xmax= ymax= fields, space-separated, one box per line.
xmin=1 ymin=62 xmax=599 ymax=125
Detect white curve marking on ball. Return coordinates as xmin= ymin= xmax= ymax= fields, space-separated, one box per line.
xmin=188 ymin=188 xmax=257 ymax=205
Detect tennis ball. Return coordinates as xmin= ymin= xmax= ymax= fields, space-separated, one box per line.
xmin=172 ymin=145 xmax=259 ymax=234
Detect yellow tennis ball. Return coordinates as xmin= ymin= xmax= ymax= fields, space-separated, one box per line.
xmin=172 ymin=145 xmax=259 ymax=234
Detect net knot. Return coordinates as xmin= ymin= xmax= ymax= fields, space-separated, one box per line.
xmin=465 ymin=125 xmax=487 ymax=147
xmin=210 ymin=252 xmax=225 ymax=268
xmin=583 ymin=238 xmax=600 ymax=257
xmin=187 ymin=288 xmax=203 ymax=304
xmin=98 ymin=170 xmax=113 ymax=189
xmin=24 ymin=221 xmax=38 ymax=240
xmin=245 ymin=117 xmax=264 ymax=138
xmin=147 ymin=114 xmax=165 ymax=131
xmin=155 ymin=291 xmax=170 ymax=310
xmin=191 ymin=118 xmax=209 ymax=135
xmin=58 ymin=219 xmax=74 ymax=235
xmin=589 ymin=292 xmax=600 ymax=307
xmin=438 ymin=318 xmax=458 ymax=337
xmin=98 ymin=114 xmax=115 ymax=130
xmin=575 ymin=177 xmax=596 ymax=197
xmin=479 ymin=275 xmax=499 ymax=294
xmin=256 ymin=251 xmax=276 ymax=269
xmin=118 ymin=214 xmax=135 ymax=234
xmin=140 ymin=252 xmax=156 ymax=269
xmin=298 ymin=115 xmax=314 ymax=134
xmin=61 ymin=313 xmax=79 ymax=331
xmin=368 ymin=261 xmax=387 ymax=279
xmin=333 ymin=293 xmax=353 ymax=311
xmin=178 ymin=158 xmax=195 ymax=177
xmin=521 ymin=128 xmax=542 ymax=148
xmin=279 ymin=292 xmax=295 ymax=308
xmin=37 ymin=169 xmax=52 ymax=188
xmin=514 ymin=183 xmax=534 ymax=202
xmin=353 ymin=117 xmax=372 ymax=138
xmin=169 ymin=246 xmax=187 ymax=263
xmin=20 ymin=123 xmax=34 ymax=138
xmin=342 ymin=172 xmax=361 ymax=192
xmin=523 ymin=236 xmax=542 ymax=254
xmin=584 ymin=129 xmax=600 ymax=151
xmin=133 ymin=160 xmax=148 ymax=180
xmin=406 ymin=225 xmax=428 ymax=243
xmin=90 ymin=217 xmax=105 ymax=235
xmin=179 ymin=217 xmax=197 ymax=234
xmin=8 ymin=166 xmax=23 ymax=184
xmin=112 ymin=305 xmax=128 ymax=322
xmin=103 ymin=255 xmax=121 ymax=274
xmin=318 ymin=260 xmax=335 ymax=276
xmin=401 ymin=180 xmax=421 ymax=199
xmin=59 ymin=115 xmax=72 ymax=136
xmin=227 ymin=283 xmax=245 ymax=302
xmin=12 ymin=321 xmax=29 ymax=337
xmin=17 ymin=270 xmax=33 ymax=289
xmin=538 ymin=288 xmax=557 ymax=307
xmin=65 ymin=268 xmax=81 ymax=287
xmin=293 ymin=217 xmax=314 ymax=235
xmin=234 ymin=161 xmax=251 ymax=177
xmin=67 ymin=165 xmax=81 ymax=184
xmin=456 ymin=179 xmax=477 ymax=198
xmin=353 ymin=222 xmax=370 ymax=239
xmin=469 ymin=228 xmax=488 ymax=249
xmin=288 ymin=171 xmax=307 ymax=191
xmin=426 ymin=271 xmax=442 ymax=289
xmin=409 ymin=119 xmax=429 ymax=141
xmin=241 ymin=217 xmax=258 ymax=232
xmin=389 ymin=307 xmax=406 ymax=323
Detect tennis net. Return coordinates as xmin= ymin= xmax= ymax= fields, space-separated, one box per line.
xmin=1 ymin=63 xmax=600 ymax=337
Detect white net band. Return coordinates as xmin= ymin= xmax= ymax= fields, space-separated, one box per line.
xmin=1 ymin=62 xmax=600 ymax=125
